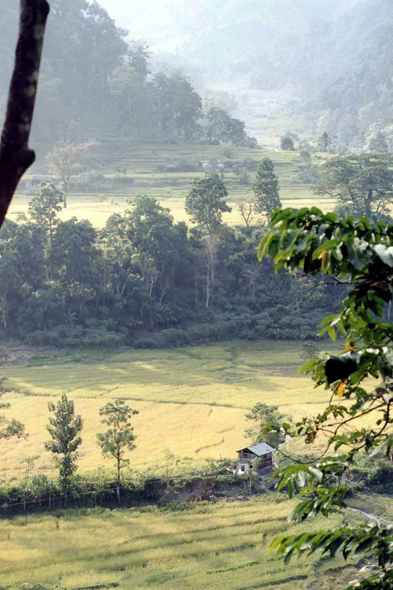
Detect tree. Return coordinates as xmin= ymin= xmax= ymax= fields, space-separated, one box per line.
xmin=97 ymin=399 xmax=139 ymax=503
xmin=128 ymin=41 xmax=150 ymax=82
xmin=45 ymin=393 xmax=83 ymax=505
xmin=253 ymin=158 xmax=282 ymax=219
xmin=28 ymin=183 xmax=63 ymax=246
xmin=238 ymin=200 xmax=256 ymax=233
xmin=206 ymin=107 xmax=251 ymax=146
xmin=280 ymin=136 xmax=295 ymax=151
xmin=299 ymin=149 xmax=312 ymax=165
xmin=162 ymin=448 xmax=181 ymax=492
xmin=317 ymin=131 xmax=332 ymax=152
xmin=0 ymin=377 xmax=25 ymax=440
xmin=368 ymin=130 xmax=389 ymax=154
xmin=108 ymin=63 xmax=150 ymax=138
xmin=185 ymin=174 xmax=231 ymax=307
xmin=51 ymin=218 xmax=98 ymax=286
xmin=152 ymin=70 xmax=203 ymax=140
xmin=46 ymin=140 xmax=92 ymax=207
xmin=0 ymin=0 xmax=50 ymax=228
xmin=258 ymin=206 xmax=393 ymax=589
xmin=20 ymin=454 xmax=40 ymax=512
xmin=245 ymin=403 xmax=288 ymax=450
xmin=0 ymin=221 xmax=46 ymax=333
xmin=316 ymin=154 xmax=393 ymax=222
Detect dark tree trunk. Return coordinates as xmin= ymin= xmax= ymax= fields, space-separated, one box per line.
xmin=0 ymin=0 xmax=50 ymax=228
xmin=116 ymin=453 xmax=121 ymax=504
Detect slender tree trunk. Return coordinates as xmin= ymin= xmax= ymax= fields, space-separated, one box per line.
xmin=0 ymin=0 xmax=50 ymax=228
xmin=365 ymin=190 xmax=373 ymax=218
xmin=209 ymin=231 xmax=215 ymax=283
xmin=116 ymin=453 xmax=121 ymax=504
xmin=205 ymin=262 xmax=210 ymax=308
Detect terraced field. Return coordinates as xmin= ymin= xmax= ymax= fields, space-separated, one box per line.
xmin=0 ymin=341 xmax=336 ymax=478
xmin=1 ymin=497 xmax=347 ymax=589
xmin=7 ymin=142 xmax=332 ymax=228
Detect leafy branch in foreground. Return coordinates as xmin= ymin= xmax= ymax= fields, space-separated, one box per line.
xmin=258 ymin=207 xmax=393 ymax=589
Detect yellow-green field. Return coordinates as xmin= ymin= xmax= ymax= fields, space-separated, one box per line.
xmin=1 ymin=497 xmax=349 ymax=589
xmin=7 ymin=142 xmax=333 ymax=228
xmin=0 ymin=341 xmax=384 ymax=590
xmin=0 ymin=341 xmax=335 ymax=477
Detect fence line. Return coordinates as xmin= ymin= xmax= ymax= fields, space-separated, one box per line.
xmin=0 ymin=468 xmax=250 ymax=510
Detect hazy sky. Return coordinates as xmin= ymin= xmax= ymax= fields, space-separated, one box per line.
xmin=98 ymin=0 xmax=184 ymax=49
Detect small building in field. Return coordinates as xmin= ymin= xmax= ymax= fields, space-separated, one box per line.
xmin=237 ymin=442 xmax=275 ymax=475
xmin=30 ymin=176 xmax=54 ymax=188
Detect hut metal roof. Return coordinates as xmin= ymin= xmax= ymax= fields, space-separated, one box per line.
xmin=237 ymin=442 xmax=275 ymax=456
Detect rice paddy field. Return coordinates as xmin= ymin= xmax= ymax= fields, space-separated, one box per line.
xmin=0 ymin=341 xmax=386 ymax=589
xmin=0 ymin=341 xmax=336 ymax=478
xmin=7 ymin=141 xmax=333 ymax=228
xmin=1 ymin=496 xmax=352 ymax=589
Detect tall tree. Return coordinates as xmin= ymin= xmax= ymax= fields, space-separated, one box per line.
xmin=152 ymin=70 xmax=203 ymax=140
xmin=97 ymin=400 xmax=139 ymax=503
xmin=237 ymin=200 xmax=256 ymax=233
xmin=253 ymin=158 xmax=281 ymax=220
xmin=28 ymin=183 xmax=63 ymax=246
xmin=0 ymin=0 xmax=50 ymax=228
xmin=0 ymin=220 xmax=46 ymax=332
xmin=45 ymin=393 xmax=83 ymax=505
xmin=316 ymin=154 xmax=393 ymax=221
xmin=185 ymin=174 xmax=231 ymax=307
xmin=317 ymin=131 xmax=332 ymax=152
xmin=258 ymin=206 xmax=393 ymax=588
xmin=46 ymin=140 xmax=91 ymax=207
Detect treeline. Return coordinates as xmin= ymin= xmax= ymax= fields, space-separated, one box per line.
xmin=0 ymin=0 xmax=256 ymax=153
xmin=0 ymin=178 xmax=342 ymax=348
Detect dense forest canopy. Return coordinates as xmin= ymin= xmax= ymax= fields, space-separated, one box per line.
xmin=2 ymin=0 xmax=393 ymax=154
xmin=0 ymin=0 xmax=256 ymax=156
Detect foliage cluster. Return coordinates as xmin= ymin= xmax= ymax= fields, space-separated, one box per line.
xmin=0 ymin=185 xmax=340 ymax=346
xmin=259 ymin=206 xmax=393 ymax=589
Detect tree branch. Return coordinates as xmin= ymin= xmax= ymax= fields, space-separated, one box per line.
xmin=0 ymin=0 xmax=50 ymax=228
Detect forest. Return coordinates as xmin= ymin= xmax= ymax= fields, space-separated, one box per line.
xmin=0 ymin=186 xmax=340 ymax=348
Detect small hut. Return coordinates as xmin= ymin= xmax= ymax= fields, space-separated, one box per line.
xmin=30 ymin=176 xmax=54 ymax=188
xmin=236 ymin=442 xmax=275 ymax=474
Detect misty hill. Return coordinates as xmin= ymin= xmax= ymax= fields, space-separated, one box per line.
xmin=127 ymin=0 xmax=393 ymax=150
xmin=2 ymin=0 xmax=392 ymax=152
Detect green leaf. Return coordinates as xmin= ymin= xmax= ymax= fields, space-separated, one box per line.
xmin=373 ymin=244 xmax=393 ymax=268
xmin=328 ymin=327 xmax=337 ymax=341
xmin=346 ymin=241 xmax=367 ymax=271
xmin=257 ymin=231 xmax=275 ymax=261
xmin=312 ymin=239 xmax=339 ymax=259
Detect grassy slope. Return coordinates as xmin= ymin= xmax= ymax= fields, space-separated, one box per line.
xmin=7 ymin=142 xmax=332 ymax=228
xmin=0 ymin=341 xmax=334 ymax=477
xmin=1 ymin=497 xmax=346 ymax=589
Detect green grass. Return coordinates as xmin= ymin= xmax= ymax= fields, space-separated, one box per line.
xmin=0 ymin=497 xmax=346 ymax=589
